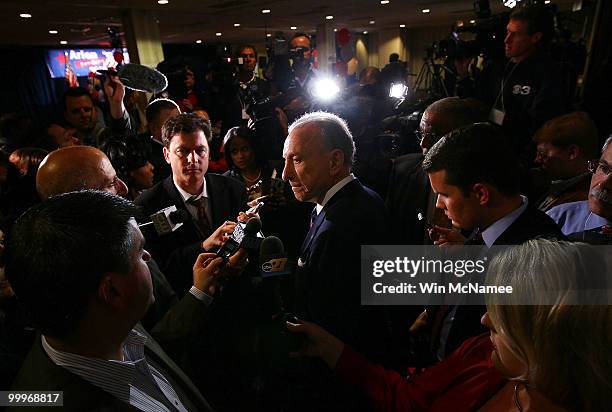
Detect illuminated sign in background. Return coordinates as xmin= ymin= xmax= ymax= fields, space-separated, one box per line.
xmin=46 ymin=48 xmax=130 ymax=78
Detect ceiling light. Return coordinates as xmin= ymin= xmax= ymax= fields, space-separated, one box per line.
xmin=60 ymin=40 xmax=67 ymax=45
xmin=157 ymin=0 xmax=169 ymax=4
xmin=380 ymin=0 xmax=390 ymax=4
xmin=422 ymin=8 xmax=430 ymax=13
xmin=544 ymin=0 xmax=551 ymax=3
xmin=369 ymin=20 xmax=375 ymax=24
xmin=363 ymin=31 xmax=368 ymax=34
xmin=49 ymin=30 xmax=58 ymax=34
xmin=215 ymin=32 xmax=222 ymax=36
xmin=326 ymin=15 xmax=333 ymax=20
xmin=19 ymin=13 xmax=32 ymax=18
xmin=291 ymin=26 xmax=297 ymax=30
xmin=267 ymin=33 xmax=272 ymax=37
xmin=470 ymin=19 xmax=476 ymax=24
xmin=333 ymin=28 xmax=338 ymax=32
xmin=234 ymin=23 xmax=241 ymax=27
xmin=399 ymin=24 xmax=406 ymax=28
xmin=261 ymin=9 xmax=270 ymax=14
xmin=196 ymin=39 xmax=202 ymax=44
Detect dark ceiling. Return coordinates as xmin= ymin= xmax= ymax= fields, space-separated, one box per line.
xmin=0 ymin=0 xmax=575 ymax=47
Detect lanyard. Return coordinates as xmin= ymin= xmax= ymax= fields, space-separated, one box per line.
xmin=493 ymin=60 xmax=521 ymax=112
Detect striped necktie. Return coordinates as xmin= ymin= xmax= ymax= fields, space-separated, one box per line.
xmin=187 ymin=196 xmax=212 ymax=236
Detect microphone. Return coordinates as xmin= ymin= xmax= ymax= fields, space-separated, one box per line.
xmin=259 ymin=236 xmax=292 ymax=278
xmin=138 ymin=205 xmax=189 ymax=235
xmin=98 ymin=63 xmax=168 ymax=94
xmin=216 ymin=216 xmax=263 ymax=260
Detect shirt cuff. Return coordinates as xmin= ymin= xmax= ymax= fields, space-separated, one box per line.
xmin=189 ymin=286 xmax=214 ymax=306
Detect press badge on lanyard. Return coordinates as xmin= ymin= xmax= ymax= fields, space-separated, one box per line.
xmin=490 ymin=61 xmax=519 ymax=126
xmin=489 ymin=108 xmax=505 ymax=125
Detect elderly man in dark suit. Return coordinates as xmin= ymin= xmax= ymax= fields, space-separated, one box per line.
xmin=5 ymin=191 xmax=228 ymax=411
xmin=136 ymin=113 xmax=248 ymax=296
xmin=282 ymin=111 xmax=388 ymax=410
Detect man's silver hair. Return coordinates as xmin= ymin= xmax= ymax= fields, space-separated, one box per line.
xmin=288 ymin=111 xmax=355 ymax=165
xmin=602 ymin=135 xmax=612 ymax=153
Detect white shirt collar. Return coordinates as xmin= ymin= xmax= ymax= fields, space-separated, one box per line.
xmin=173 ymin=176 xmax=208 ymax=203
xmin=41 ymin=329 xmax=148 ymax=402
xmin=315 ymin=174 xmax=355 ymax=215
xmin=481 ymin=195 xmax=528 ymax=247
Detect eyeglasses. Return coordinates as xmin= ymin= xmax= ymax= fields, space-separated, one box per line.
xmin=535 ymin=150 xmax=548 ymax=160
xmin=100 ymin=176 xmax=124 ymax=192
xmin=415 ymin=130 xmax=437 ymax=144
xmin=174 ymin=146 xmax=208 ymax=159
xmin=588 ymin=159 xmax=612 ymax=177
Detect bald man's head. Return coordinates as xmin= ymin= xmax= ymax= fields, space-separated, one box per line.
xmin=37 ymin=146 xmax=128 ymax=200
xmin=419 ymin=97 xmax=488 ymax=154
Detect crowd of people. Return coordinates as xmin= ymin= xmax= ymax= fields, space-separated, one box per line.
xmin=0 ymin=3 xmax=611 ymax=411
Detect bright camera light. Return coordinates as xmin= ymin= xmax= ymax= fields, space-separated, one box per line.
xmin=312 ymin=78 xmax=340 ymax=101
xmin=389 ymin=83 xmax=408 ymax=99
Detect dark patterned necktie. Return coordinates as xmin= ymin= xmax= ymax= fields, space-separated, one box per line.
xmin=187 ymin=196 xmax=212 ymax=236
xmin=465 ymin=228 xmax=484 ymax=245
xmin=310 ymin=207 xmax=318 ymax=228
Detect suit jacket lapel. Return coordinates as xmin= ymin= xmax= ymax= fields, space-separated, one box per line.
xmin=136 ymin=324 xmax=212 ymax=411
xmin=298 ymin=180 xmax=360 ymax=258
xmin=162 ymin=176 xmax=208 ymax=240
xmin=206 ymin=174 xmax=229 ymax=228
xmin=299 ymin=206 xmax=327 ymax=257
xmin=162 ymin=176 xmax=185 ymax=208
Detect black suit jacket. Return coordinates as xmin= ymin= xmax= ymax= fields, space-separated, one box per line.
xmin=291 ymin=179 xmax=388 ymax=411
xmin=9 ymin=322 xmax=212 ymax=412
xmin=385 ymin=153 xmax=430 ymax=245
xmin=296 ymin=179 xmax=388 ymax=354
xmin=135 ymin=174 xmax=248 ymax=295
xmin=441 ymin=205 xmax=567 ymax=357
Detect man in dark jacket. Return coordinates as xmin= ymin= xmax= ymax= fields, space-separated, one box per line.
xmin=422 ymin=122 xmax=566 ymax=360
xmin=5 ymin=191 xmax=222 ymax=411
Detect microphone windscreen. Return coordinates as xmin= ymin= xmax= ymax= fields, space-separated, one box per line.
xmin=259 ymin=236 xmax=285 ymax=260
xmin=244 ymin=216 xmax=262 ymax=234
xmin=118 ymin=63 xmax=168 ymax=93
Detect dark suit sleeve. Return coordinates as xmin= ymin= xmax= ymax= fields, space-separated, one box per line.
xmin=150 ymin=293 xmax=212 ymax=355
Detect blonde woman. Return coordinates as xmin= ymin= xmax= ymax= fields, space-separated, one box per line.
xmin=288 ymin=240 xmax=612 ymax=411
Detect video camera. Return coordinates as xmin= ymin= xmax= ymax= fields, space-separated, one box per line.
xmin=289 ymin=46 xmax=310 ymax=65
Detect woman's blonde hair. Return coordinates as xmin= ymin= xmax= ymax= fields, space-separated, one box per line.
xmin=485 ymin=239 xmax=612 ymax=411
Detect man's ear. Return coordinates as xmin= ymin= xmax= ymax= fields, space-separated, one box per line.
xmin=163 ymin=147 xmax=171 ymax=164
xmin=531 ymin=31 xmax=543 ymax=45
xmin=97 ymin=273 xmax=123 ymax=308
xmin=328 ymin=149 xmax=345 ymax=175
xmin=567 ymin=144 xmax=581 ymax=161
xmin=471 ymin=183 xmax=490 ymax=206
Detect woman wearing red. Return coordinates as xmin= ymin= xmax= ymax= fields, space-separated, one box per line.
xmin=288 ymin=240 xmax=612 ymax=411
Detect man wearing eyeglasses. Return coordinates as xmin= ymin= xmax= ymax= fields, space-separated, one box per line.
xmin=532 ymin=112 xmax=599 ymax=211
xmin=135 ymin=113 xmax=248 ymax=296
xmin=385 ymin=97 xmax=487 ymax=245
xmin=547 ymin=136 xmax=612 ymax=243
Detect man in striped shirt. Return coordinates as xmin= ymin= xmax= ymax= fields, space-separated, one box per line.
xmin=5 ymin=191 xmax=243 ymax=411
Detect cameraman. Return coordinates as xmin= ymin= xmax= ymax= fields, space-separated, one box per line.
xmin=267 ymin=33 xmax=320 ymax=130
xmin=458 ymin=5 xmax=571 ymax=160
xmin=237 ymin=44 xmax=272 ymax=123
